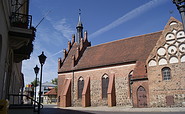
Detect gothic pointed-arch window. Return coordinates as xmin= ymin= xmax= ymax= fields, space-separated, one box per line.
xmin=78 ymin=76 xmax=84 ymax=99
xmin=102 ymin=74 xmax=109 ymax=99
xmin=162 ymin=67 xmax=171 ymax=80
xmin=128 ymin=70 xmax=133 ymax=99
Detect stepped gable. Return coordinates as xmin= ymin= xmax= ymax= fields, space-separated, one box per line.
xmin=59 ymin=42 xmax=78 ymax=72
xmin=59 ymin=31 xmax=162 ymax=73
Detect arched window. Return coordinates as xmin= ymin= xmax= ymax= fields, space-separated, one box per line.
xmin=102 ymin=74 xmax=109 ymax=99
xmin=162 ymin=67 xmax=171 ymax=80
xmin=128 ymin=70 xmax=133 ymax=98
xmin=78 ymin=76 xmax=84 ymax=99
xmin=58 ymin=96 xmax=60 ymax=102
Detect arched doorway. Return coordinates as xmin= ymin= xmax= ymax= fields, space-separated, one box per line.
xmin=137 ymin=86 xmax=147 ymax=108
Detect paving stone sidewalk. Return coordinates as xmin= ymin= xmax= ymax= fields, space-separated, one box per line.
xmin=60 ymin=106 xmax=185 ymax=112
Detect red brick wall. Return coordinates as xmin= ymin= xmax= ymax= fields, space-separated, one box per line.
xmin=148 ymin=63 xmax=185 ymax=107
xmin=132 ymin=80 xmax=149 ymax=107
xmin=58 ymin=63 xmax=136 ymax=107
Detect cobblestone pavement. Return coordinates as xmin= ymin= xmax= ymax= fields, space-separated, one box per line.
xmin=41 ymin=104 xmax=185 ymax=114
xmin=63 ymin=106 xmax=185 ymax=112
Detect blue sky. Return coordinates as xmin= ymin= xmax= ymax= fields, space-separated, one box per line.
xmin=22 ymin=0 xmax=181 ymax=85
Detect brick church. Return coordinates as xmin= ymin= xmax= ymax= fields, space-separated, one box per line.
xmin=57 ymin=17 xmax=185 ymax=108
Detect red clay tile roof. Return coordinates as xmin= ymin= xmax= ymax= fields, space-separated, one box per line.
xmin=59 ymin=31 xmax=162 ymax=73
xmin=44 ymin=88 xmax=57 ymax=95
xmin=132 ymin=61 xmax=147 ymax=79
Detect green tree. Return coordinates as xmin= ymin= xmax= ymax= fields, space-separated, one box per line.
xmin=51 ymin=78 xmax=58 ymax=93
xmin=31 ymin=78 xmax=39 ymax=87
xmin=51 ymin=78 xmax=58 ymax=85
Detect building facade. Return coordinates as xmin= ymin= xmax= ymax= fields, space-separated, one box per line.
xmin=57 ymin=17 xmax=185 ymax=108
xmin=0 ymin=0 xmax=35 ymax=101
xmin=43 ymin=88 xmax=57 ymax=104
xmin=36 ymin=82 xmax=57 ymax=103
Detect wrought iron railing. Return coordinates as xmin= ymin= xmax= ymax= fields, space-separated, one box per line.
xmin=8 ymin=94 xmax=43 ymax=111
xmin=10 ymin=12 xmax=32 ymax=29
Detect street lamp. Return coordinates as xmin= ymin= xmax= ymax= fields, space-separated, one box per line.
xmin=38 ymin=51 xmax=47 ymax=114
xmin=33 ymin=65 xmax=39 ymax=107
xmin=173 ymin=0 xmax=185 ymax=32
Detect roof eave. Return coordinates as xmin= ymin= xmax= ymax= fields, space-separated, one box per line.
xmin=58 ymin=61 xmax=137 ymax=74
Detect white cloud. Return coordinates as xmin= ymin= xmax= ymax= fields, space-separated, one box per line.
xmin=23 ymin=3 xmax=76 ymax=85
xmin=50 ymin=50 xmax=63 ymax=57
xmin=36 ymin=27 xmax=64 ymax=47
xmin=23 ymin=18 xmax=73 ymax=84
xmin=44 ymin=14 xmax=75 ymax=40
xmin=53 ymin=18 xmax=75 ymax=40
xmin=89 ymin=0 xmax=168 ymax=39
xmin=23 ymin=20 xmax=72 ymax=85
xmin=23 ymin=46 xmax=58 ymax=85
xmin=43 ymin=17 xmax=75 ymax=57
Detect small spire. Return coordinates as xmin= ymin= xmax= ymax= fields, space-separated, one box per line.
xmin=77 ymin=9 xmax=83 ymax=27
xmin=79 ymin=9 xmax=81 ymax=22
xmin=76 ymin=9 xmax=83 ymax=43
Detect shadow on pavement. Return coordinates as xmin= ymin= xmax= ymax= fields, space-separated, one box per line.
xmin=41 ymin=108 xmax=95 ymax=114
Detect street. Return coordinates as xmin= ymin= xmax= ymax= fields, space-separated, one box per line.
xmin=40 ymin=105 xmax=185 ymax=114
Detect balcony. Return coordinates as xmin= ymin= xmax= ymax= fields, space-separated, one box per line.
xmin=10 ymin=12 xmax=32 ymax=29
xmin=9 ymin=12 xmax=36 ymax=62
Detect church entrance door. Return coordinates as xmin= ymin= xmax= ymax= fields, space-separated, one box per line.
xmin=137 ymin=86 xmax=147 ymax=108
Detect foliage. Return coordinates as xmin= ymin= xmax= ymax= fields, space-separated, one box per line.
xmin=51 ymin=78 xmax=58 ymax=85
xmin=54 ymin=86 xmax=58 ymax=94
xmin=31 ymin=78 xmax=39 ymax=87
xmin=51 ymin=78 xmax=58 ymax=93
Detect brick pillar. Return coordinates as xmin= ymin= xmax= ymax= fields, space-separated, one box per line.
xmin=107 ymin=74 xmax=116 ymax=107
xmin=58 ymin=76 xmax=65 ymax=107
xmin=62 ymin=79 xmax=71 ymax=107
xmin=82 ymin=77 xmax=91 ymax=107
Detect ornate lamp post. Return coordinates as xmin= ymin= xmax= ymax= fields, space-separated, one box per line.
xmin=33 ymin=65 xmax=39 ymax=104
xmin=173 ymin=0 xmax=185 ymax=31
xmin=38 ymin=51 xmax=47 ymax=114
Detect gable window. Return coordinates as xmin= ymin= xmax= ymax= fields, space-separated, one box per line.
xmin=162 ymin=67 xmax=171 ymax=80
xmin=102 ymin=74 xmax=109 ymax=99
xmin=78 ymin=76 xmax=84 ymax=99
